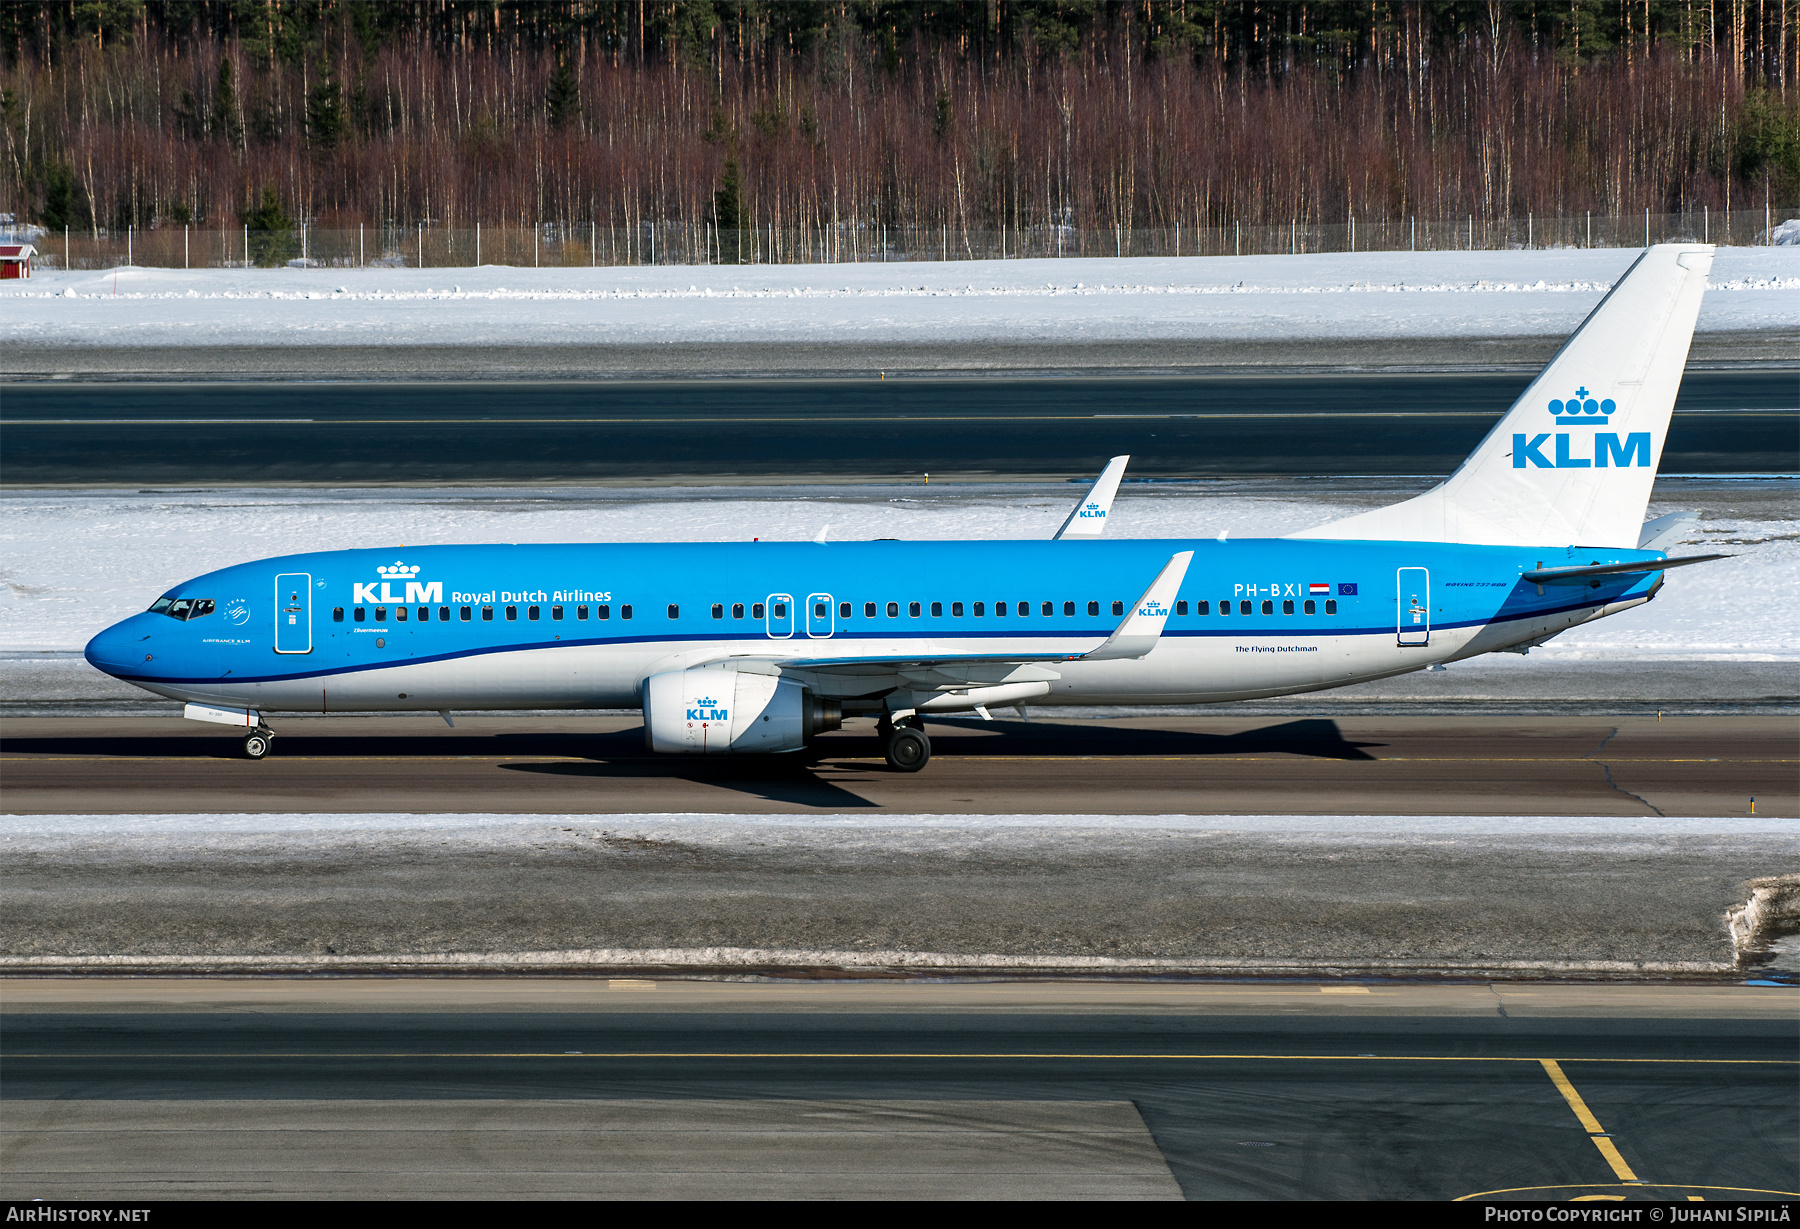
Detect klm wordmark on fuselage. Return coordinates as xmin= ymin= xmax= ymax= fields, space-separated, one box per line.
xmin=84 ymin=244 xmax=1726 ymax=769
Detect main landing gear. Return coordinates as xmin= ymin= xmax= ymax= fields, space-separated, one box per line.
xmin=242 ymin=726 xmax=275 ymax=760
xmin=878 ymin=714 xmax=931 ymax=773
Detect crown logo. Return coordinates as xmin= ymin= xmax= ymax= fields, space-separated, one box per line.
xmin=375 ymin=561 xmax=421 ymax=578
xmin=1549 ymin=386 xmax=1615 ymax=425
xmin=696 ymin=697 xmax=716 ymax=707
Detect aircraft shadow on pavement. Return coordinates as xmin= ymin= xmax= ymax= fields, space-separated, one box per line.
xmin=498 ymin=755 xmax=883 ymax=809
xmin=885 ymin=716 xmax=1382 ymax=761
xmin=2 ymin=716 xmax=1378 ymax=766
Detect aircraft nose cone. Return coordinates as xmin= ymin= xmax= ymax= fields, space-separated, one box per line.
xmin=84 ymin=619 xmax=151 ymax=676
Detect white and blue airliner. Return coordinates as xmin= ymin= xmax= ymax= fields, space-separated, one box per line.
xmin=84 ymin=245 xmax=1725 ymax=770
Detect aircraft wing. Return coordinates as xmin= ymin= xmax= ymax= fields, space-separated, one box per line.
xmin=1054 ymin=455 xmax=1130 ymax=538
xmin=659 ymin=550 xmax=1193 ymax=689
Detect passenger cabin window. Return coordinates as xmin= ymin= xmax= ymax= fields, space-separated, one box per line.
xmin=577 ymin=605 xmax=589 ymax=620
xmin=732 ymin=603 xmax=744 ymax=619
xmin=552 ymin=606 xmax=564 ymax=621
xmin=1175 ymin=601 xmax=1188 ymax=616
xmin=505 ymin=606 xmax=516 ymax=620
xmin=1262 ymin=600 xmax=1274 ymax=615
xmin=1240 ymin=600 xmax=1252 ymax=615
xmin=1064 ymin=601 xmax=1075 ymax=616
xmin=995 ymin=602 xmax=1007 ymax=617
xmin=1112 ymin=601 xmax=1124 ymax=616
xmin=1304 ymin=600 xmax=1315 ymax=615
xmin=909 ymin=602 xmax=921 ymax=618
xmin=375 ymin=607 xmax=387 ymax=622
xmin=752 ymin=603 xmax=764 ymax=619
xmin=973 ymin=602 xmax=985 ymax=616
xmin=865 ymin=602 xmax=877 ymax=618
xmin=1087 ymin=601 xmax=1099 ymax=617
xmin=1325 ymin=599 xmax=1337 ymax=615
xmin=839 ymin=602 xmax=851 ymax=619
xmin=1041 ymin=601 xmax=1053 ymax=616
xmin=952 ymin=602 xmax=964 ymax=617
xmin=886 ymin=601 xmax=899 ymax=618
xmin=460 ymin=606 xmax=472 ymax=621
xmin=1197 ymin=601 xmax=1211 ymax=615
xmin=1282 ymin=600 xmax=1295 ymax=615
xmin=930 ymin=602 xmax=942 ymax=617
xmin=528 ymin=605 xmax=540 ymax=621
xmin=712 ymin=604 xmax=724 ymax=619
xmin=597 ymin=604 xmax=611 ymax=620
xmin=772 ymin=602 xmax=785 ymax=619
xmin=396 ymin=606 xmax=408 ymax=621
xmin=482 ymin=606 xmax=494 ymax=621
xmin=667 ymin=604 xmax=679 ymax=619
xmin=333 ymin=607 xmax=345 ymax=622
xmin=621 ymin=605 xmax=633 ymax=619
xmin=1016 ymin=601 xmax=1029 ymax=617
xmin=816 ymin=601 xmax=830 ymax=619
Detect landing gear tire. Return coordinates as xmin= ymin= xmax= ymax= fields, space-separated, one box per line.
xmin=243 ymin=730 xmax=273 ymax=760
xmin=884 ymin=726 xmax=930 ymax=773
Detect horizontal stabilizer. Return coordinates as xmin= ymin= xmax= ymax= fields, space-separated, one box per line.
xmin=1637 ymin=511 xmax=1700 ymax=551
xmin=1055 ymin=455 xmax=1129 ymax=538
xmin=1521 ymin=554 xmax=1728 ymax=584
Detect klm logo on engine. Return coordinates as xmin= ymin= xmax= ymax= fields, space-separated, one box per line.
xmin=687 ymin=696 xmax=728 ymax=722
xmin=1513 ymin=385 xmax=1650 ymax=469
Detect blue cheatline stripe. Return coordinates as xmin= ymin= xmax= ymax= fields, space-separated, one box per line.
xmin=116 ymin=595 xmax=1616 ymax=689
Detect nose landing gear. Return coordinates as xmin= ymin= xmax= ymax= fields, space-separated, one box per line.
xmin=243 ymin=727 xmax=275 ymax=760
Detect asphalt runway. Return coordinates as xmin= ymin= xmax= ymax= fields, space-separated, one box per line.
xmin=3 ymin=981 xmax=1794 ymax=1200
xmin=3 ymin=372 xmax=1793 ymax=483
xmin=3 ymin=713 xmax=1791 ymax=816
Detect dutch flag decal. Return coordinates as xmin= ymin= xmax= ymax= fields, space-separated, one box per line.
xmin=1308 ymin=582 xmax=1331 ymax=595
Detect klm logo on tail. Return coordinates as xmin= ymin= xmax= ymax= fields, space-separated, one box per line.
xmin=1513 ymin=385 xmax=1650 ymax=470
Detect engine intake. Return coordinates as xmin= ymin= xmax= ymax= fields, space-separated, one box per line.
xmin=643 ymin=667 xmax=839 ymax=754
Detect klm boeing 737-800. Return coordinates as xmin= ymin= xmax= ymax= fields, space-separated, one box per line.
xmin=84 ymin=245 xmax=1726 ymax=770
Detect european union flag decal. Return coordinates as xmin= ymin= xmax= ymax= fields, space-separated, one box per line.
xmin=1338 ymin=582 xmax=1358 ymax=596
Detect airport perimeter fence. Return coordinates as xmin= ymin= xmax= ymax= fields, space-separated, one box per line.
xmin=10 ymin=207 xmax=1797 ymax=272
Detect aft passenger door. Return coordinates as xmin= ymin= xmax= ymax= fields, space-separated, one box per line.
xmin=1396 ymin=567 xmax=1430 ymax=646
xmin=274 ymin=572 xmax=313 ymax=654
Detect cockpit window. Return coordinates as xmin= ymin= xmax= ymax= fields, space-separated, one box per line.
xmin=151 ymin=597 xmax=214 ymax=621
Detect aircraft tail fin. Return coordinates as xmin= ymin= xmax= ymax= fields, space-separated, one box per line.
xmin=1293 ymin=244 xmax=1713 ymax=547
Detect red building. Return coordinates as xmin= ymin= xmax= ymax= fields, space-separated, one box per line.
xmin=0 ymin=244 xmax=35 ymax=279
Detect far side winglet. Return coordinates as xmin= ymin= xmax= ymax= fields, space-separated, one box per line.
xmin=1082 ymin=551 xmax=1194 ymax=661
xmin=1055 ymin=455 xmax=1130 ymax=539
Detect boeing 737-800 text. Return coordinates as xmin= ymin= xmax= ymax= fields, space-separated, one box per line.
xmin=84 ymin=245 xmax=1725 ymax=771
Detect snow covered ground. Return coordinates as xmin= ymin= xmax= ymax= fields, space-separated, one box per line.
xmin=2 ymin=482 xmax=1792 ymax=660
xmin=2 ymin=248 xmax=1795 ymax=349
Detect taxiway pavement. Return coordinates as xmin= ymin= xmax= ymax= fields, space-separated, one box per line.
xmin=2 ymin=713 xmax=1790 ymax=816
xmin=2 ymin=979 xmax=1793 ymax=1201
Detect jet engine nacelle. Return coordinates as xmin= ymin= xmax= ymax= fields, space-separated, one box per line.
xmin=642 ymin=667 xmax=840 ymax=754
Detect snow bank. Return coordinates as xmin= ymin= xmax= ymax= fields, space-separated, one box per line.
xmin=5 ymin=811 xmax=1780 ymax=839
xmin=2 ymin=248 xmax=1794 ymax=349
xmin=2 ymin=484 xmax=1792 ymax=659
